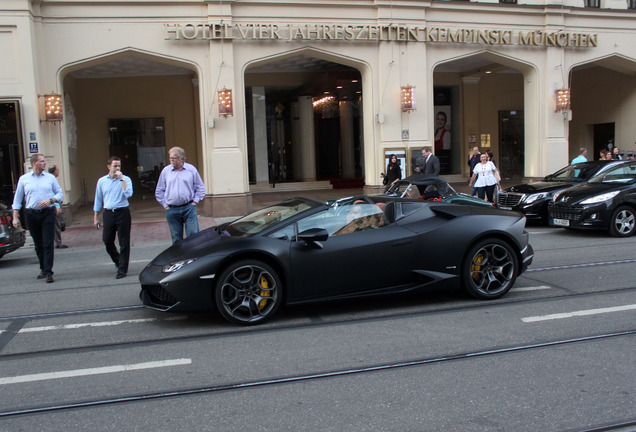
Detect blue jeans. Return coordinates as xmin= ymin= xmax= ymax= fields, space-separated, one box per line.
xmin=166 ymin=204 xmax=199 ymax=244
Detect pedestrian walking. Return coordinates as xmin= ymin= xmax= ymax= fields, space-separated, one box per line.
xmin=93 ymin=156 xmax=133 ymax=279
xmin=12 ymin=154 xmax=63 ymax=283
xmin=48 ymin=165 xmax=68 ymax=249
xmin=155 ymin=146 xmax=206 ymax=244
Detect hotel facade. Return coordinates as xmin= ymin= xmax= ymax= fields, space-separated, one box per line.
xmin=1 ymin=0 xmax=635 ymax=216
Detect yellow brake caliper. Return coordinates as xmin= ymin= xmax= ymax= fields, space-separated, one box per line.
xmin=472 ymin=253 xmax=484 ymax=279
xmin=259 ymin=275 xmax=271 ymax=310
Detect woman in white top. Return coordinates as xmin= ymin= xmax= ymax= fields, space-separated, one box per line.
xmin=469 ymin=153 xmax=499 ymax=202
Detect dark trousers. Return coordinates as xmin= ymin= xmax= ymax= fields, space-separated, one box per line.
xmin=54 ymin=211 xmax=63 ymax=247
xmin=102 ymin=207 xmax=131 ymax=273
xmin=26 ymin=207 xmax=56 ymax=275
xmin=476 ymin=184 xmax=496 ymax=203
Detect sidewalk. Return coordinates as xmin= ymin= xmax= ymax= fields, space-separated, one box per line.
xmin=57 ymin=180 xmax=509 ymax=248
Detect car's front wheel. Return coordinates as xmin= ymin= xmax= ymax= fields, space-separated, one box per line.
xmin=462 ymin=239 xmax=518 ymax=299
xmin=609 ymin=206 xmax=636 ymax=237
xmin=214 ymin=260 xmax=282 ymax=325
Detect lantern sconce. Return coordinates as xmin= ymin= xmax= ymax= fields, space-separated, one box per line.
xmin=218 ymin=88 xmax=233 ymax=117
xmin=39 ymin=93 xmax=63 ymax=123
xmin=555 ymin=89 xmax=571 ymax=112
xmin=555 ymin=88 xmax=572 ymax=121
xmin=401 ymin=86 xmax=416 ymax=112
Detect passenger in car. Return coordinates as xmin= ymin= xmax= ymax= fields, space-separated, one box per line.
xmin=333 ymin=201 xmax=387 ymax=235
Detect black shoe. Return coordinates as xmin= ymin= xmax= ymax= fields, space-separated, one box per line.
xmin=116 ymin=272 xmax=127 ymax=279
xmin=37 ymin=272 xmax=46 ymax=279
xmin=46 ymin=274 xmax=54 ymax=283
xmin=56 ymin=244 xmax=69 ymax=249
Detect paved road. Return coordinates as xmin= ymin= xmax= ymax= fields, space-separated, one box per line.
xmin=0 ymin=223 xmax=634 ymax=431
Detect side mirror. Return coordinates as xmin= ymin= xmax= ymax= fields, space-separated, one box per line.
xmin=297 ymin=228 xmax=329 ymax=249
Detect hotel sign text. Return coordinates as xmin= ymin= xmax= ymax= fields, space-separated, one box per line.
xmin=165 ymin=23 xmax=598 ymax=48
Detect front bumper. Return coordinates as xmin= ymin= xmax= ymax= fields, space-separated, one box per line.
xmin=138 ymin=263 xmax=214 ymax=312
xmin=497 ymin=192 xmax=547 ymax=221
xmin=548 ymin=202 xmax=612 ymax=230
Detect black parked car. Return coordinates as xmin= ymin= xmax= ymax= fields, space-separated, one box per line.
xmin=140 ymin=196 xmax=534 ymax=325
xmin=548 ymin=160 xmax=636 ymax=237
xmin=0 ymin=202 xmax=26 ymax=260
xmin=497 ymin=160 xmax=619 ymax=223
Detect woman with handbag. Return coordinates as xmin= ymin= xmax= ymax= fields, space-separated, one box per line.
xmin=381 ymin=154 xmax=402 ymax=190
xmin=469 ymin=153 xmax=499 ymax=203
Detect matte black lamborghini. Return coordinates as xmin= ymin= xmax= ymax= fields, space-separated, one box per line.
xmin=139 ymin=196 xmax=534 ymax=325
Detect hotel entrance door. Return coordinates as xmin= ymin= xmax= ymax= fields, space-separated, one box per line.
xmin=108 ymin=118 xmax=166 ymax=199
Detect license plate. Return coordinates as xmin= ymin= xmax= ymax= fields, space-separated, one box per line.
xmin=552 ymin=218 xmax=570 ymax=227
xmin=499 ymin=206 xmax=512 ymax=211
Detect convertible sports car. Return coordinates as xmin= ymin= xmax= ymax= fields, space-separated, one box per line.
xmin=497 ymin=160 xmax=619 ymax=223
xmin=139 ymin=196 xmax=534 ymax=325
xmin=0 ymin=202 xmax=26 ymax=260
xmin=385 ymin=175 xmax=493 ymax=207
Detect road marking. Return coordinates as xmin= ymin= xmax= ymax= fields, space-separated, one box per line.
xmin=0 ymin=358 xmax=192 ymax=385
xmin=0 ymin=316 xmax=187 ymax=335
xmin=513 ymin=285 xmax=551 ymax=292
xmin=98 ymin=259 xmax=148 ymax=266
xmin=522 ymin=304 xmax=636 ymax=323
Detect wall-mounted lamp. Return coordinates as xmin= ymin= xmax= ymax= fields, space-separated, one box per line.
xmin=218 ymin=88 xmax=233 ymax=117
xmin=401 ymin=86 xmax=416 ymax=112
xmin=39 ymin=93 xmax=63 ymax=123
xmin=555 ymin=89 xmax=571 ymax=112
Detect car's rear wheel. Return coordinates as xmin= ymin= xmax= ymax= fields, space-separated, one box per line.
xmin=214 ymin=260 xmax=282 ymax=325
xmin=462 ymin=239 xmax=518 ymax=299
xmin=609 ymin=206 xmax=636 ymax=237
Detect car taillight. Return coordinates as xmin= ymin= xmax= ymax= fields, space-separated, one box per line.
xmin=0 ymin=215 xmax=11 ymax=225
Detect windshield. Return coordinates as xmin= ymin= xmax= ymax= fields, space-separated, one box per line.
xmin=588 ymin=164 xmax=636 ymax=184
xmin=223 ymin=199 xmax=316 ymax=237
xmin=549 ymin=163 xmax=604 ymax=182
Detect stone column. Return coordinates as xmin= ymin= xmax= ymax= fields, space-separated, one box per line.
xmin=298 ymin=95 xmax=316 ymax=181
xmin=340 ymin=100 xmax=355 ymax=177
xmin=252 ymin=86 xmax=269 ymax=185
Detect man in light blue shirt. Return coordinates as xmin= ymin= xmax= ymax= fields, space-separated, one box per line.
xmin=571 ymin=147 xmax=588 ymax=165
xmin=155 ymin=146 xmax=206 ymax=244
xmin=94 ymin=156 xmax=133 ymax=279
xmin=12 ymin=154 xmax=63 ymax=283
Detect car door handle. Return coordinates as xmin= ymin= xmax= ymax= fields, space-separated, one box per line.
xmin=392 ymin=239 xmax=413 ymax=247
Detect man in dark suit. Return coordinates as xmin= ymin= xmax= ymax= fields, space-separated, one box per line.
xmin=415 ymin=146 xmax=440 ymax=176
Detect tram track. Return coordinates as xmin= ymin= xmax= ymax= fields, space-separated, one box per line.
xmin=1 ymin=284 xmax=635 ymax=361
xmin=0 ymin=329 xmax=633 ymax=419
xmin=1 ymin=260 xmax=635 ymax=326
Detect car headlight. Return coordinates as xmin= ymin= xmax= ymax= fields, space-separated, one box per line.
xmin=524 ymin=192 xmax=548 ymax=204
xmin=580 ymin=191 xmax=620 ymax=205
xmin=162 ymin=258 xmax=197 ymax=273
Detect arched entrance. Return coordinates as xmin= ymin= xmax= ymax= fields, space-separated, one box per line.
xmin=60 ymin=50 xmax=202 ymax=205
xmin=433 ymin=52 xmax=530 ymax=180
xmin=569 ymin=55 xmax=636 ymax=161
xmin=244 ymin=53 xmax=364 ymax=190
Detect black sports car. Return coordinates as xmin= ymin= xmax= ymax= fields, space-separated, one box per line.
xmin=139 ymin=196 xmax=534 ymax=325
xmin=0 ymin=202 xmax=26 ymax=260
xmin=497 ymin=160 xmax=619 ymax=223
xmin=548 ymin=160 xmax=636 ymax=237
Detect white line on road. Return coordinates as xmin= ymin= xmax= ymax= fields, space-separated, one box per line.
xmin=512 ymin=285 xmax=551 ymax=292
xmin=0 ymin=358 xmax=192 ymax=385
xmin=522 ymin=304 xmax=636 ymax=323
xmin=0 ymin=316 xmax=187 ymax=335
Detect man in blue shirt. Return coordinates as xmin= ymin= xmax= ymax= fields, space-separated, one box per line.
xmin=93 ymin=156 xmax=133 ymax=279
xmin=12 ymin=154 xmax=63 ymax=283
xmin=571 ymin=147 xmax=588 ymax=165
xmin=155 ymin=147 xmax=206 ymax=244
